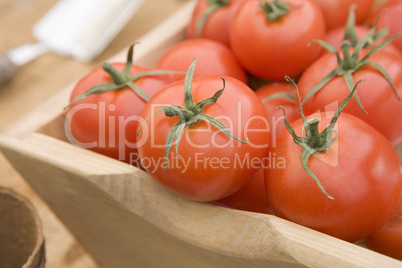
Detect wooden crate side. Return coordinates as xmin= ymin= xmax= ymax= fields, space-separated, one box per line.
xmin=1 ymin=133 xmax=401 ymax=268
xmin=0 ymin=137 xmax=223 ymax=268
xmin=0 ymin=133 xmax=293 ymax=268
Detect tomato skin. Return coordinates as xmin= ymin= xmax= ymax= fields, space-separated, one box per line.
xmin=155 ymin=38 xmax=248 ymax=84
xmin=229 ymin=0 xmax=325 ymax=81
xmin=214 ymin=167 xmax=274 ymax=214
xmin=298 ymin=49 xmax=402 ymax=147
xmin=265 ymin=112 xmax=402 ymax=242
xmin=311 ymin=0 xmax=375 ymax=30
xmin=66 ymin=63 xmax=174 ymax=164
xmin=254 ymin=82 xmax=300 ymax=145
xmin=137 ymin=75 xmax=270 ymax=202
xmin=364 ymin=200 xmax=402 ymax=260
xmin=322 ymin=24 xmax=402 ymax=57
xmin=187 ymin=0 xmax=248 ymax=47
xmin=370 ymin=0 xmax=402 ymax=51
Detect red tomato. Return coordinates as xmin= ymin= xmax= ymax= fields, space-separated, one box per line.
xmin=137 ymin=73 xmax=270 ymax=202
xmin=229 ymin=0 xmax=325 ymax=81
xmin=298 ymin=49 xmax=402 ymax=147
xmin=364 ymin=199 xmax=402 ymax=260
xmin=322 ymin=24 xmax=402 ymax=57
xmin=255 ymin=82 xmax=299 ymax=145
xmin=369 ymin=0 xmax=402 ymax=51
xmin=187 ymin=0 xmax=248 ymax=47
xmin=214 ymin=167 xmax=274 ymax=214
xmin=265 ymin=111 xmax=402 ymax=242
xmin=155 ymin=38 xmax=248 ymax=84
xmin=66 ymin=62 xmax=174 ymax=165
xmin=311 ymin=0 xmax=375 ymax=30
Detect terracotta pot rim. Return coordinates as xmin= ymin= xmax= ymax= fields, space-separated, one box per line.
xmin=0 ymin=187 xmax=45 ymax=268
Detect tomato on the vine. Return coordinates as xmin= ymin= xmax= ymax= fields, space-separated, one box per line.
xmin=155 ymin=38 xmax=247 ymax=84
xmin=299 ymin=50 xmax=402 ymax=147
xmin=265 ymin=78 xmax=402 ymax=242
xmin=187 ymin=0 xmax=248 ymax=47
xmin=137 ymin=59 xmax=270 ymax=202
xmin=297 ymin=21 xmax=402 ymax=147
xmin=66 ymin=45 xmax=175 ymax=165
xmin=229 ymin=0 xmax=325 ymax=81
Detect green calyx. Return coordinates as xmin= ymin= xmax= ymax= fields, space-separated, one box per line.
xmin=303 ymin=7 xmax=401 ymax=112
xmin=262 ymin=90 xmax=295 ymax=103
xmin=195 ymin=0 xmax=230 ymax=38
xmin=65 ymin=43 xmax=180 ymax=108
xmin=259 ymin=0 xmax=291 ymax=22
xmin=137 ymin=58 xmax=248 ymax=169
xmin=342 ymin=5 xmax=389 ymax=49
xmin=280 ymin=76 xmax=365 ymax=199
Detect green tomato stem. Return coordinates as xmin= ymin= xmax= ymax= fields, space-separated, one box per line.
xmin=65 ymin=44 xmax=183 ymax=108
xmin=280 ymin=76 xmax=365 ymax=199
xmin=102 ymin=63 xmax=127 ymax=85
xmin=137 ymin=58 xmax=247 ymax=170
xmin=262 ymin=91 xmax=295 ymax=103
xmin=340 ymin=41 xmax=355 ymax=70
xmin=302 ymin=8 xmax=401 ymax=112
xmin=259 ymin=0 xmax=291 ymax=22
xmin=344 ymin=5 xmax=358 ymax=46
xmin=305 ymin=118 xmax=325 ymax=148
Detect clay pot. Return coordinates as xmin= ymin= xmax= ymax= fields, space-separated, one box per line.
xmin=0 ymin=187 xmax=45 ymax=268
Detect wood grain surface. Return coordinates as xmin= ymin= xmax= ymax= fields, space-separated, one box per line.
xmin=0 ymin=0 xmax=190 ymax=267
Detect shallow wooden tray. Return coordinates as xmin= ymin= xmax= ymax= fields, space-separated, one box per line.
xmin=1 ymin=1 xmax=401 ymax=267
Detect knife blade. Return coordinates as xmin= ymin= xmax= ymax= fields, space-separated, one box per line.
xmin=0 ymin=0 xmax=146 ymax=85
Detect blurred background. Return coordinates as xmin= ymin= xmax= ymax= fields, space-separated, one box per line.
xmin=0 ymin=0 xmax=189 ymax=267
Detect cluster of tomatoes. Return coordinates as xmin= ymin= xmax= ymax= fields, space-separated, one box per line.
xmin=65 ymin=0 xmax=402 ymax=261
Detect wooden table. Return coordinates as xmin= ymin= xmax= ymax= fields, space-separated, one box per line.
xmin=0 ymin=0 xmax=190 ymax=266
